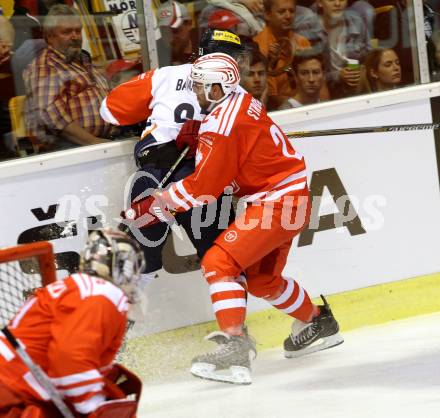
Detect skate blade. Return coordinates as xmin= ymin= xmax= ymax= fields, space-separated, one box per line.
xmin=190 ymin=362 xmax=252 ymax=385
xmin=284 ymin=333 xmax=344 ymax=359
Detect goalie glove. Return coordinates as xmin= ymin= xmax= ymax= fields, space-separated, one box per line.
xmin=104 ymin=363 xmax=142 ymax=401
xmin=175 ymin=119 xmax=201 ymax=158
xmin=87 ymin=399 xmax=137 ymax=418
xmin=122 ymin=193 xmax=176 ymax=229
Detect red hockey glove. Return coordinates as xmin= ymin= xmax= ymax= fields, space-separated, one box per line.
xmin=175 ymin=119 xmax=201 ymax=158
xmin=87 ymin=399 xmax=137 ymax=418
xmin=87 ymin=364 xmax=142 ymax=418
xmin=121 ymin=194 xmax=176 ymax=229
xmin=104 ymin=363 xmax=142 ymax=401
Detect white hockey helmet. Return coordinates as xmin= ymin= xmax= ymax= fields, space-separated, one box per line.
xmin=190 ymin=52 xmax=240 ymax=103
xmin=80 ymin=228 xmax=145 ymax=303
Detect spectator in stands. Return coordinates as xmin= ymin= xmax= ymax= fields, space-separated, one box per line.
xmin=294 ymin=5 xmax=325 ymax=52
xmin=9 ymin=0 xmax=70 ymax=51
xmin=374 ymin=0 xmax=414 ymax=85
xmin=23 ymin=5 xmax=113 ymax=150
xmin=105 ymin=58 xmax=143 ymax=89
xmin=316 ymin=0 xmax=371 ymax=98
xmin=253 ymin=0 xmax=311 ymax=108
xmin=279 ymin=52 xmax=326 ymax=108
xmin=240 ymin=44 xmax=269 ymax=105
xmin=198 ymin=0 xmax=265 ymax=37
xmin=349 ymin=0 xmax=375 ymax=39
xmin=0 ymin=9 xmax=16 ymax=160
xmin=157 ymin=1 xmax=199 ymax=65
xmin=364 ymin=48 xmax=402 ymax=92
xmin=0 ymin=11 xmax=14 ymax=66
xmin=429 ymin=30 xmax=440 ymax=81
xmin=424 ymin=0 xmax=440 ymax=79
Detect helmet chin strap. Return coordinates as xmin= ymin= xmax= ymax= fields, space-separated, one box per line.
xmin=204 ymin=84 xmax=228 ymax=109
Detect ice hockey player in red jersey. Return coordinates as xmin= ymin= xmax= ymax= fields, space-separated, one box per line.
xmin=100 ymin=29 xmax=247 ymax=289
xmin=122 ymin=53 xmax=344 ymax=385
xmin=0 ymin=229 xmax=144 ymax=417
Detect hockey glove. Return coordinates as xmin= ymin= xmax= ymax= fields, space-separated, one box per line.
xmin=175 ymin=119 xmax=201 ymax=158
xmin=87 ymin=364 xmax=142 ymax=418
xmin=87 ymin=399 xmax=138 ymax=418
xmin=122 ymin=194 xmax=176 ymax=229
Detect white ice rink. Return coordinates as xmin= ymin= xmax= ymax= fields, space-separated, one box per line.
xmin=138 ymin=313 xmax=440 ymax=418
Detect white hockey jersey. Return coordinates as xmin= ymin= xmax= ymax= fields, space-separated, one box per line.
xmin=100 ymin=63 xmax=202 ymax=148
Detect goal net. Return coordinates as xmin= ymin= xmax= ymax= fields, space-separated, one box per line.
xmin=0 ymin=242 xmax=56 ymax=327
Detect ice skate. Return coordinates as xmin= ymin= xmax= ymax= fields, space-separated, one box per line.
xmin=284 ymin=295 xmax=344 ymax=358
xmin=191 ymin=329 xmax=257 ymax=385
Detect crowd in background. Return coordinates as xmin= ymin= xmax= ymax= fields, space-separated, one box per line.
xmin=0 ymin=0 xmax=440 ymax=160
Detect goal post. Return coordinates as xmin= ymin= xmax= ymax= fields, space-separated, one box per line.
xmin=0 ymin=241 xmax=57 ymax=327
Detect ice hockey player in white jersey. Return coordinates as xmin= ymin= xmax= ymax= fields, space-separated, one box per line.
xmin=100 ymin=29 xmax=247 ymax=287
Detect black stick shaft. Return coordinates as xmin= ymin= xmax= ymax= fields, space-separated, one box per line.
xmin=286 ymin=123 xmax=440 ymax=138
xmin=132 ymin=145 xmax=189 ymax=203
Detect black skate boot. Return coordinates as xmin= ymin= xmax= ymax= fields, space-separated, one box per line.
xmin=284 ymin=295 xmax=344 ymax=358
xmin=191 ymin=328 xmax=257 ymax=385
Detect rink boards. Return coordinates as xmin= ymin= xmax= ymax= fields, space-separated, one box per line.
xmin=1 ymin=83 xmax=440 ymax=370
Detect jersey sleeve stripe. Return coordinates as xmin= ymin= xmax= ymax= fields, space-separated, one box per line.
xmin=273 ymin=169 xmax=307 ymax=188
xmin=72 ymin=393 xmax=106 ymax=414
xmin=55 ymin=376 xmax=103 ymax=390
xmin=59 ymin=382 xmax=104 ymax=397
xmin=175 ymin=180 xmax=205 ymax=206
xmin=263 ymin=181 xmax=306 ymax=202
xmin=243 ymin=169 xmax=308 ymax=203
xmin=10 ymin=297 xmax=37 ymax=329
xmin=50 ymin=369 xmax=102 ymax=386
xmin=169 ymin=186 xmax=191 ymax=210
xmin=99 ymin=98 xmax=121 ymax=126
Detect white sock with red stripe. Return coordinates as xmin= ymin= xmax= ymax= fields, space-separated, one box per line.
xmin=209 ymin=280 xmax=247 ymax=331
xmin=268 ymin=277 xmax=314 ymax=322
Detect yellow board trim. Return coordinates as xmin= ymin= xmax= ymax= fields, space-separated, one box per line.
xmin=123 ymin=272 xmax=440 ymax=381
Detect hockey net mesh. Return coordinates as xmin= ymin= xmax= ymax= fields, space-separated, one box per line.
xmin=0 ymin=242 xmax=56 ymax=327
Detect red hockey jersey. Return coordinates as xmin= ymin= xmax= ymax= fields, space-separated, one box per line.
xmin=164 ymin=91 xmax=307 ymax=211
xmin=0 ymin=274 xmax=128 ymax=415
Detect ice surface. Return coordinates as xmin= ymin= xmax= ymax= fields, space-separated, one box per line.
xmin=137 ymin=313 xmax=440 ymax=418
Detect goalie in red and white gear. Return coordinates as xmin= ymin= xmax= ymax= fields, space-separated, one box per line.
xmin=124 ymin=53 xmax=344 ymax=385
xmin=0 ymin=229 xmax=144 ymax=418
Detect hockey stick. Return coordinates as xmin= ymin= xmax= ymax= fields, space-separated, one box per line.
xmin=285 ymin=122 xmax=440 ymax=138
xmin=132 ymin=145 xmax=189 ymax=203
xmin=119 ymin=146 xmax=189 ymax=235
xmin=1 ymin=327 xmax=75 ymax=418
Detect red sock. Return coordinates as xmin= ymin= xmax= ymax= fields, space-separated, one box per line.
xmin=210 ymin=281 xmax=247 ymax=331
xmin=268 ymin=278 xmax=315 ymax=322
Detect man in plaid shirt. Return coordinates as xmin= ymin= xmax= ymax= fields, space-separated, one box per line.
xmin=23 ymin=5 xmax=114 ymax=149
